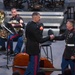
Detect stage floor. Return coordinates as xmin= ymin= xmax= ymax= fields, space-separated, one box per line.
xmin=0 ymin=40 xmax=65 ymax=75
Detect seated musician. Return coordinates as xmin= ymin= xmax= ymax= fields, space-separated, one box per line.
xmin=6 ymin=8 xmax=25 ymax=54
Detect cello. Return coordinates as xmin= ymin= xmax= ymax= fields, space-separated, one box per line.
xmin=13 ymin=53 xmax=29 ymax=75
xmin=12 ymin=53 xmax=59 ymax=75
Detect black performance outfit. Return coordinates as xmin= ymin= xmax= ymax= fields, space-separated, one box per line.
xmin=24 ymin=21 xmax=51 ymax=75
xmin=55 ymin=28 xmax=75 ymax=75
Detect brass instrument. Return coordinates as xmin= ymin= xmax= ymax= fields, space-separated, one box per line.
xmin=0 ymin=10 xmax=8 ymax=38
xmin=8 ymin=20 xmax=23 ymax=34
xmin=0 ymin=10 xmax=5 ymax=24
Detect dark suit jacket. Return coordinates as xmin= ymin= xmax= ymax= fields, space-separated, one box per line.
xmin=55 ymin=29 xmax=75 ymax=59
xmin=25 ymin=21 xmax=50 ymax=55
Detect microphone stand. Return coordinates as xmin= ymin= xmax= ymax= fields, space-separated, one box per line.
xmin=21 ymin=23 xmax=26 ymax=53
xmin=1 ymin=23 xmax=14 ymax=34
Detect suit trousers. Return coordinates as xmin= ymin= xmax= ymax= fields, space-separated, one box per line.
xmin=61 ymin=57 xmax=75 ymax=75
xmin=24 ymin=55 xmax=40 ymax=75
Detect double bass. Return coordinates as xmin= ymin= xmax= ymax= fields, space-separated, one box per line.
xmin=12 ymin=53 xmax=60 ymax=75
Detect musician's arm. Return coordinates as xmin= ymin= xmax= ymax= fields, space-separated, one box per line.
xmin=19 ymin=18 xmax=25 ymax=29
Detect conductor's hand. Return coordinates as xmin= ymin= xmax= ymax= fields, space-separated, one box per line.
xmin=50 ymin=34 xmax=55 ymax=40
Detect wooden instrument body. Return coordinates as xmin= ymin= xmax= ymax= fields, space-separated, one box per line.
xmin=13 ymin=53 xmax=29 ymax=75
xmin=13 ymin=53 xmax=54 ymax=75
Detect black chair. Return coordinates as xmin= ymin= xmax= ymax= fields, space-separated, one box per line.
xmin=48 ymin=29 xmax=54 ymax=35
xmin=40 ymin=29 xmax=54 ymax=64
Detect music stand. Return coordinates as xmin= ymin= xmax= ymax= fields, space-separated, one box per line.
xmin=0 ymin=23 xmax=14 ymax=69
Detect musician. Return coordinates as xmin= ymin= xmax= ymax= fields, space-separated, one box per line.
xmin=6 ymin=8 xmax=25 ymax=54
xmin=53 ymin=20 xmax=75 ymax=75
xmin=24 ymin=12 xmax=54 ymax=75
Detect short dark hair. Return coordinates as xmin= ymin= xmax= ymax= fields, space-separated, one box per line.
xmin=67 ymin=20 xmax=75 ymax=27
xmin=32 ymin=12 xmax=40 ymax=17
xmin=11 ymin=8 xmax=17 ymax=12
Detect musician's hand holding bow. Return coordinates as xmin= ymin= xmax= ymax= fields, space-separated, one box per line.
xmin=11 ymin=23 xmax=15 ymax=27
xmin=19 ymin=19 xmax=24 ymax=27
